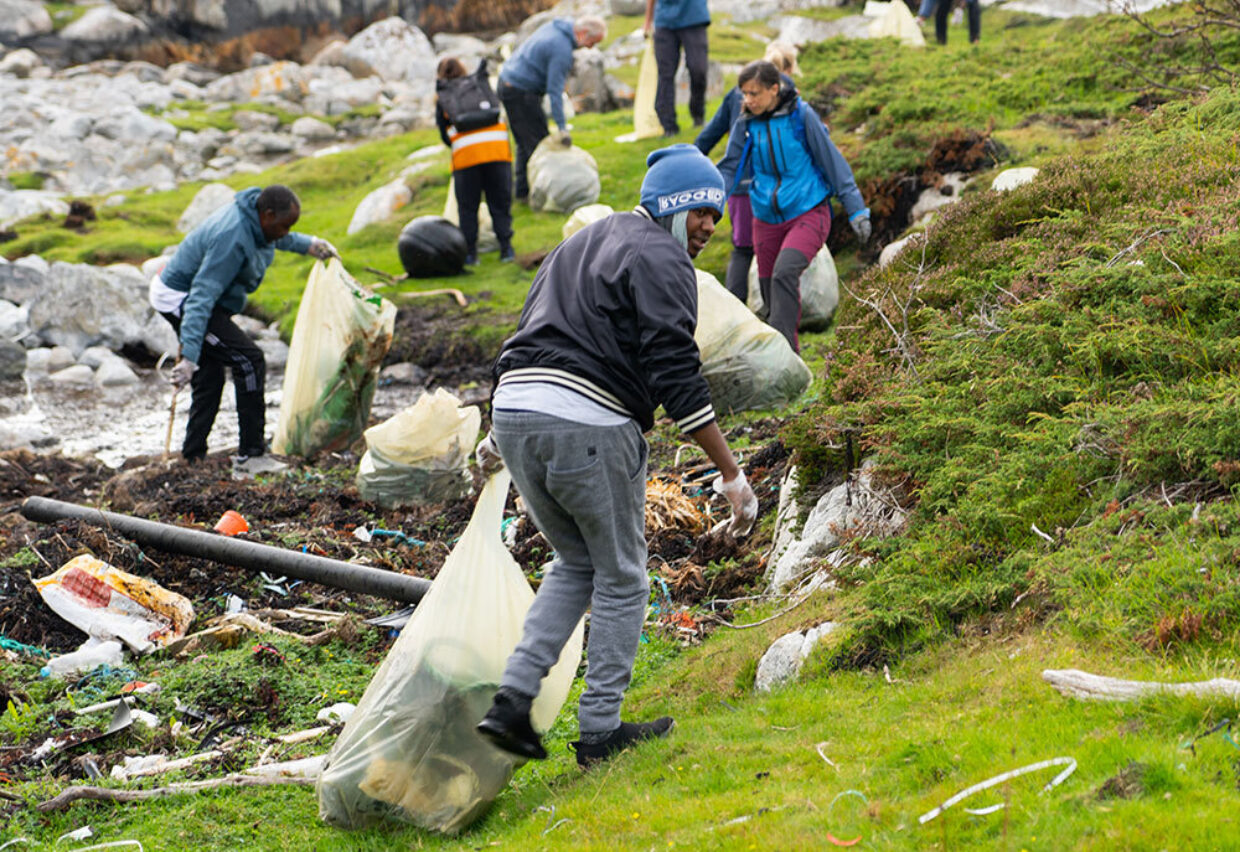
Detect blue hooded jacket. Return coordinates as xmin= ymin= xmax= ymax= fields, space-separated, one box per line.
xmin=717 ymin=81 xmax=868 ymax=226
xmin=161 ymin=187 xmax=311 ymax=364
xmin=499 ymin=18 xmax=578 ymax=130
xmin=652 ymin=0 xmax=710 ymax=30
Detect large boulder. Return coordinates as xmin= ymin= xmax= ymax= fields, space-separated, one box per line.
xmin=203 ymin=62 xmax=310 ymax=104
xmin=755 ymin=623 xmax=839 ymax=692
xmin=60 ymin=6 xmax=150 ymax=43
xmin=93 ymin=108 xmax=179 ymax=144
xmin=291 ymin=116 xmax=336 ymax=140
xmin=0 ymin=339 xmax=25 ymax=382
xmin=0 ymin=300 xmax=31 ymax=346
xmin=0 ymin=47 xmax=43 ymax=77
xmin=348 ymin=178 xmax=413 ymax=235
xmin=26 ymin=262 xmax=157 ymax=357
xmin=308 ymin=38 xmax=375 ymax=79
xmin=178 ymin=183 xmax=235 ymax=233
xmin=0 ymin=0 xmax=53 ymax=42
xmin=342 ymin=17 xmax=436 ymax=85
xmin=0 ymin=260 xmax=46 ymax=305
xmin=0 ymin=190 xmax=69 ymax=228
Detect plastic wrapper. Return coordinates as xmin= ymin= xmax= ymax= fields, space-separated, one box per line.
xmin=527 ymin=135 xmax=600 ymax=214
xmin=33 ymin=555 xmax=194 ymax=654
xmin=318 ymin=471 xmax=584 ymax=834
xmin=747 ymin=243 xmax=840 ymax=332
xmin=356 ymin=389 xmax=481 ymax=508
xmin=696 ymin=269 xmax=811 ymax=414
xmin=273 ymin=259 xmax=396 ymax=458
xmin=398 ymin=215 xmax=468 ymax=278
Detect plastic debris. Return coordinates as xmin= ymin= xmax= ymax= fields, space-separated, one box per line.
xmin=225 ymin=594 xmax=246 ymax=614
xmin=42 ymin=638 xmax=124 ymax=679
xmin=826 ymin=790 xmax=867 ymax=847
xmin=316 ymin=702 xmax=356 ymax=725
xmin=213 ymin=510 xmax=249 ymax=536
xmin=918 ymin=756 xmax=1078 ymax=824
xmin=56 ymin=826 xmax=93 ymax=843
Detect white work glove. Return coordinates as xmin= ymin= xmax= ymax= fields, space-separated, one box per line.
xmin=170 ymin=358 xmax=198 ymax=388
xmin=714 ymin=470 xmax=758 ymax=537
xmin=475 ymin=432 xmax=504 ymax=476
xmin=850 ymin=214 xmax=872 ymax=246
xmin=308 ymin=237 xmax=338 ymax=260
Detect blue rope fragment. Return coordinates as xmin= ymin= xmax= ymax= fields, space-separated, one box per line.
xmin=370 ymin=528 xmax=426 ymax=547
xmin=0 ymin=635 xmax=50 ymax=659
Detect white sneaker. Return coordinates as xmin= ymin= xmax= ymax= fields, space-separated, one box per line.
xmin=231 ymin=454 xmax=289 ymax=479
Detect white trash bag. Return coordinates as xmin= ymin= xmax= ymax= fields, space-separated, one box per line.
xmin=561 ymin=203 xmax=613 ymax=241
xmin=696 ymin=269 xmax=811 ymax=414
xmin=747 ymin=243 xmax=840 ymax=332
xmin=318 ymin=470 xmax=584 ymax=834
xmin=356 ymin=389 xmax=481 ymax=508
xmin=527 ymin=133 xmax=600 ymax=214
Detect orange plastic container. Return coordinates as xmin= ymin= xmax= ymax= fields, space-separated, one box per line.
xmin=214 ymin=510 xmax=249 ymax=536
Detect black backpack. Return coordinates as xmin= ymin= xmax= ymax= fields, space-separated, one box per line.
xmin=436 ymin=59 xmax=501 ymax=133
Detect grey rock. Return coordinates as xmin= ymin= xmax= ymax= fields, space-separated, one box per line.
xmin=46 ymin=345 xmax=76 ymax=372
xmin=94 ymin=109 xmax=178 ymax=144
xmin=290 ymin=116 xmax=335 ymax=140
xmin=232 ymin=315 xmax=267 ymax=338
xmin=992 ymin=167 xmax=1040 ymax=192
xmin=348 ymin=178 xmax=412 ymax=235
xmin=24 ymin=347 xmax=50 ymax=372
xmin=249 ymin=51 xmax=276 ymax=67
xmin=27 ymin=262 xmax=155 ymax=357
xmin=0 ymin=1 xmax=53 ymax=42
xmin=755 ymin=623 xmax=838 ymax=691
xmin=0 ymin=48 xmax=43 ymax=78
xmin=256 ymin=337 xmax=289 ymax=371
xmin=380 ymin=362 xmax=428 ymax=386
xmin=48 ymin=112 xmax=94 ymax=140
xmin=163 ymin=61 xmax=220 ymax=87
xmin=0 ymin=338 xmax=25 ymax=381
xmin=0 ymin=421 xmax=57 ymax=451
xmin=0 ymin=263 xmax=44 ymax=305
xmin=121 ymin=61 xmax=166 ymax=83
xmin=48 ymin=364 xmax=95 ymax=385
xmin=203 ymin=62 xmax=310 ymax=104
xmin=178 ymin=183 xmax=235 ymax=233
xmin=607 ymin=0 xmax=647 ymax=15
xmin=308 ymin=39 xmax=375 ymax=79
xmin=78 ymin=345 xmax=116 ymax=369
xmin=223 ymin=131 xmax=296 ymax=157
xmin=94 ymin=356 xmax=139 ymax=387
xmin=910 ymin=172 xmax=968 ymax=224
xmin=342 ymin=17 xmax=435 ymax=84
xmin=14 ymin=255 xmax=49 ymax=273
xmin=0 ymin=300 xmax=29 ymax=343
xmin=61 ymin=6 xmax=149 ymax=42
xmin=878 ymin=233 xmax=922 ymax=269
xmin=0 ymin=190 xmax=69 ymax=228
xmin=774 ymin=13 xmax=873 ymax=44
xmin=233 ymin=109 xmax=281 ymax=131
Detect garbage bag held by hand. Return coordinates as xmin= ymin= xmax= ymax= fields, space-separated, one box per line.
xmin=527 ymin=135 xmax=600 ymax=214
xmin=357 ymin=389 xmax=482 ymax=508
xmin=632 ymin=41 xmax=663 ymax=140
xmin=398 ymin=216 xmax=468 ymax=278
xmin=696 ymin=269 xmax=811 ymax=414
xmin=318 ymin=470 xmax=584 ymax=834
xmin=747 ymin=243 xmax=840 ymax=332
xmin=273 ymin=259 xmax=396 ymax=458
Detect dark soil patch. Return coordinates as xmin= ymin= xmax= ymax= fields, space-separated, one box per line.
xmin=385 ymin=303 xmax=502 ymax=387
xmin=62 ymin=200 xmax=96 ymax=231
xmin=1097 ymin=760 xmax=1147 ymax=800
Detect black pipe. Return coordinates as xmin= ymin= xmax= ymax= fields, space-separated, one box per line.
xmin=20 ymin=496 xmax=431 ymax=605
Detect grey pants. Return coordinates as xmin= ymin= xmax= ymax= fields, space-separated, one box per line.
xmin=491 ymin=409 xmax=649 ymax=734
xmin=652 ymin=24 xmax=709 ymax=133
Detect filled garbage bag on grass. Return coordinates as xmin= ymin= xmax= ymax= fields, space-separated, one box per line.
xmin=318 ymin=470 xmax=584 ymax=834
xmin=747 ymin=243 xmax=840 ymax=332
xmin=273 ymin=259 xmax=396 ymax=458
xmin=527 ymin=134 xmax=599 ymax=214
xmin=696 ymin=269 xmax=811 ymax=414
xmin=561 ymin=203 xmax=613 ymax=241
xmin=356 ymin=389 xmax=481 ymax=508
xmin=398 ymin=216 xmax=468 ymax=278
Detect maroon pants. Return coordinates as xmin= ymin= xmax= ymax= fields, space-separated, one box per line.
xmin=753 ymin=203 xmax=832 ymax=351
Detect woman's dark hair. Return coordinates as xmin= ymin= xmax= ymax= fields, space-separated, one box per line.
xmin=256 ymin=185 xmax=299 ymax=217
xmin=738 ymin=59 xmax=780 ymax=90
xmin=437 ymin=57 xmax=466 ymax=80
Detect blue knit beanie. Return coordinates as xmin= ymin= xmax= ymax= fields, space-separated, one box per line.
xmin=640 ymin=144 xmax=725 ymax=218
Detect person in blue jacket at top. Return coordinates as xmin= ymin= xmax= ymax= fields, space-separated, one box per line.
xmin=148 ymin=185 xmax=335 ymax=475
xmin=717 ymin=60 xmax=871 ymax=353
xmin=644 ymin=0 xmax=710 ymax=137
xmin=695 ymin=42 xmax=800 ymax=302
xmin=498 ymin=16 xmax=606 ymax=202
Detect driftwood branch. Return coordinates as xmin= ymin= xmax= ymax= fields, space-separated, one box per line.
xmin=37 ymin=774 xmax=314 ymax=812
xmin=1043 ymin=668 xmax=1240 ymax=701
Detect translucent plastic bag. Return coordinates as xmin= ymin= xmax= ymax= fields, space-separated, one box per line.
xmin=561 ymin=203 xmax=613 ymax=241
xmin=747 ymin=243 xmax=840 ymax=332
xmin=527 ymin=134 xmax=600 ymax=214
xmin=273 ymin=259 xmax=396 ymax=458
xmin=696 ymin=269 xmax=811 ymax=414
xmin=356 ymin=389 xmax=481 ymax=508
xmin=318 ymin=470 xmax=584 ymax=834
xmin=632 ymin=42 xmax=663 ymax=140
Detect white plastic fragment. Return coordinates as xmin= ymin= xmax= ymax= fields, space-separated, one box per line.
xmin=56 ymin=825 xmax=93 ymax=842
xmin=918 ymin=756 xmax=1077 ymax=824
xmin=316 ymin=702 xmax=356 ymax=725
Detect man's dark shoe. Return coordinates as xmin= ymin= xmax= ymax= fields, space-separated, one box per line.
xmin=476 ymin=693 xmax=547 ymax=760
xmin=570 ymin=717 xmax=675 ymax=768
xmin=661 ymin=128 xmax=678 ymax=138
xmin=499 ymin=245 xmax=516 ymax=262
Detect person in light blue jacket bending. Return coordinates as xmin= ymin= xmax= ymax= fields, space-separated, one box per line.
xmin=499 ymin=16 xmax=606 ymax=201
xmin=148 ymin=185 xmax=334 ymax=474
xmin=718 ymin=60 xmax=871 ymax=352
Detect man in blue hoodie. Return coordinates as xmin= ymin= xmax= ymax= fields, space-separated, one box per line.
xmin=498 ymin=16 xmax=606 ymax=201
xmin=148 ymin=185 xmax=335 ymax=475
xmin=644 ymin=0 xmax=710 ymax=137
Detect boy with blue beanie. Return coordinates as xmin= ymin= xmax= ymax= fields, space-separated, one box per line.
xmin=476 ymin=145 xmax=758 ymax=768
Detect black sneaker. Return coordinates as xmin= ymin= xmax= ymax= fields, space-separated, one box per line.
xmin=570 ymin=717 xmax=675 ymax=768
xmin=499 ymin=245 xmax=515 ymax=262
xmin=476 ymin=693 xmax=547 ymax=760
xmin=661 ymin=128 xmax=679 ymax=138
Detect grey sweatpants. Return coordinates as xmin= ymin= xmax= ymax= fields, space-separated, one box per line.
xmin=491 ymin=409 xmax=649 ymax=735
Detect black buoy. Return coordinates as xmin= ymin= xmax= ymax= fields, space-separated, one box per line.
xmin=397 ymin=215 xmax=468 ymax=278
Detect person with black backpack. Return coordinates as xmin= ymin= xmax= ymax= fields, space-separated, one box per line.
xmin=436 ymin=57 xmax=514 ymax=265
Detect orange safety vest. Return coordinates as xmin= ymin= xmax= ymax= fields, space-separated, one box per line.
xmin=448 ymin=122 xmax=512 ymax=170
